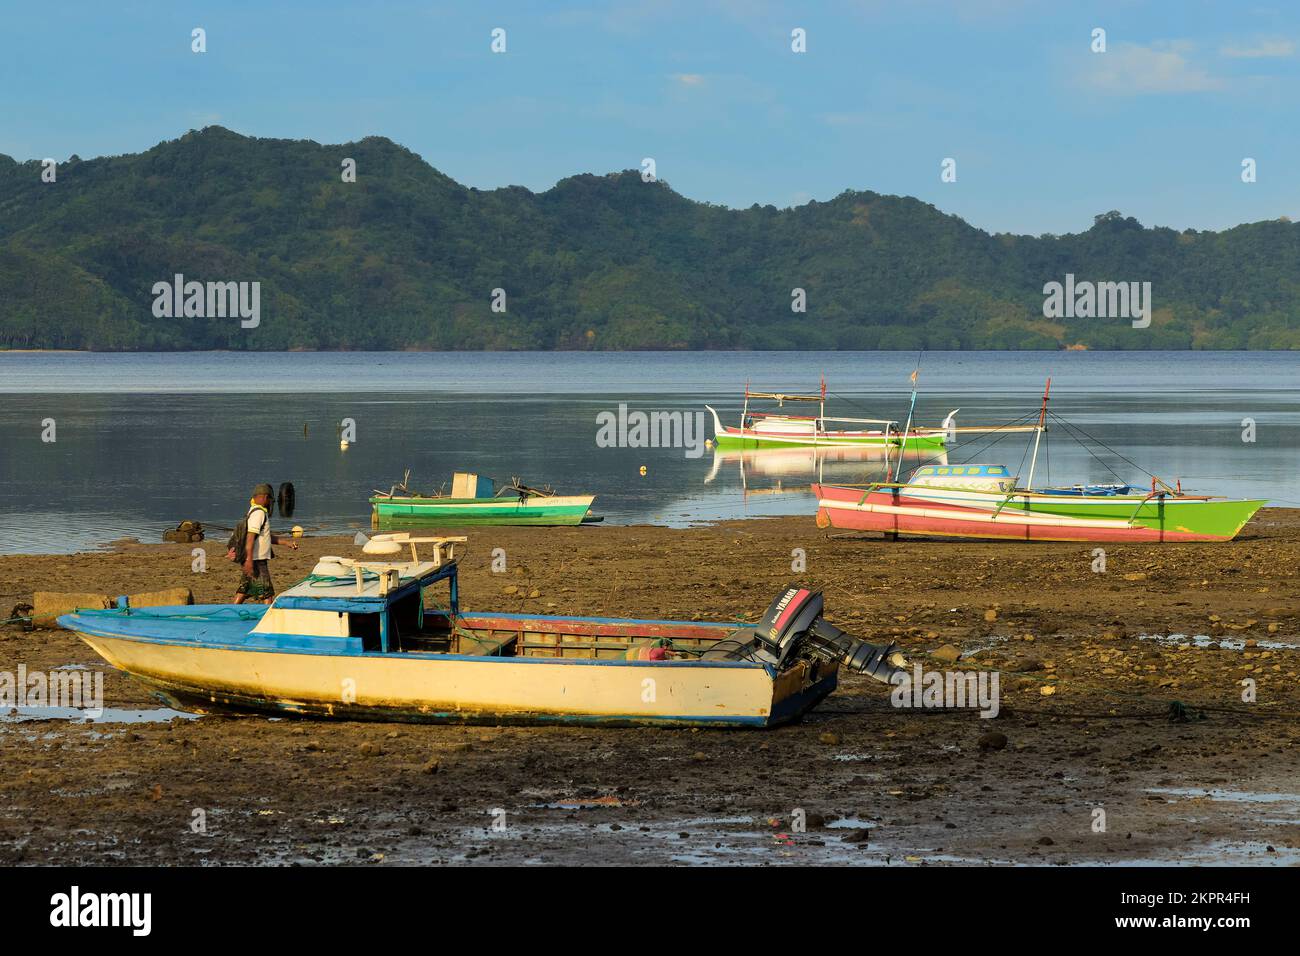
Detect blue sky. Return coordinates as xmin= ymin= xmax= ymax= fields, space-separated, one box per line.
xmin=3 ymin=0 xmax=1298 ymax=235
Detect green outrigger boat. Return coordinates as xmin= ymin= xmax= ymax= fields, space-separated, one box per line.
xmin=371 ymin=472 xmax=600 ymax=528
xmin=706 ymin=379 xmax=955 ymax=450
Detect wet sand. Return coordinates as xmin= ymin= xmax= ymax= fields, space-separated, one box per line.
xmin=2 ymin=512 xmax=1298 ymax=865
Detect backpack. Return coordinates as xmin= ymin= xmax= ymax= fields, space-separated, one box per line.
xmin=227 ymin=505 xmax=268 ymax=564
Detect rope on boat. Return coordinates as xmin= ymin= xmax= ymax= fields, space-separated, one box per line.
xmin=72 ymin=607 xmax=264 ymax=621
xmin=896 ymin=410 xmax=1041 ymax=478
xmin=849 ymin=399 xmax=1180 ymax=491
xmin=1046 ymin=410 xmax=1158 ymax=483
xmin=299 ymin=570 xmax=380 ymax=587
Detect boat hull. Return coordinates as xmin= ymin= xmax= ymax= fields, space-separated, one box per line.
xmin=61 ymin=607 xmax=838 ymax=728
xmin=371 ymin=495 xmax=596 ymax=527
xmin=713 ymin=426 xmax=945 ymax=450
xmin=813 ymin=484 xmax=1266 ymax=543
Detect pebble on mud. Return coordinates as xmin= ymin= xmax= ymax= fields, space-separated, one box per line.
xmin=931 ymin=644 xmax=962 ymax=663
xmin=818 ymin=732 xmax=840 ymax=745
xmin=978 ymin=731 xmax=1008 ymax=752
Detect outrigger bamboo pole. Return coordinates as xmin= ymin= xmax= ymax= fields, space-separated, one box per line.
xmin=819 ymin=373 xmax=826 ymax=433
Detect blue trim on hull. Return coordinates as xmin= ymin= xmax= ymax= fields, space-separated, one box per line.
xmin=60 ymin=605 xmax=764 ymax=669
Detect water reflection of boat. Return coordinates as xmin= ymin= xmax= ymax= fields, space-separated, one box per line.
xmin=706 ymin=444 xmax=947 ymax=490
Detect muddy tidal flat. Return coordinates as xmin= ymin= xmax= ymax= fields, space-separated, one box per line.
xmin=2 ymin=513 xmax=1299 ymax=866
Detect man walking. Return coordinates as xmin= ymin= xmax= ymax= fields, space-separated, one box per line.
xmin=233 ymin=483 xmax=297 ymax=604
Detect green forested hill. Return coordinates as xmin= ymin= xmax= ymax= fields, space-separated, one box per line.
xmin=1 ymin=127 xmax=1297 ymax=350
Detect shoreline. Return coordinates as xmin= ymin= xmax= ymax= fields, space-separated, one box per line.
xmin=1 ymin=502 xmax=1293 ymax=559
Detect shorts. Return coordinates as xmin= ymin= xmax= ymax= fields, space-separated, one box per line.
xmin=237 ymin=559 xmax=275 ymax=600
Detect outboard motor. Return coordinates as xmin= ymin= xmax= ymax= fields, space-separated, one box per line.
xmin=705 ymin=585 xmax=907 ymax=684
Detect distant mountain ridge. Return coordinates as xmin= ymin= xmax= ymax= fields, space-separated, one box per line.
xmin=1 ymin=126 xmax=1297 ymax=350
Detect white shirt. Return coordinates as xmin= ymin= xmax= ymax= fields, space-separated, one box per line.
xmin=246 ymin=506 xmax=272 ymax=561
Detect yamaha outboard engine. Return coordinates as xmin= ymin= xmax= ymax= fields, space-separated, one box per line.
xmin=705 ymin=584 xmax=907 ymax=684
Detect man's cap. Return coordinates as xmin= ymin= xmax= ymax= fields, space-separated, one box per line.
xmin=252 ymin=483 xmax=274 ymax=498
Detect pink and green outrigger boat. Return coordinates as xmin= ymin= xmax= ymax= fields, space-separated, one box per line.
xmin=813 ymin=380 xmax=1266 ymax=543
xmin=814 ymin=467 xmax=1265 ymax=543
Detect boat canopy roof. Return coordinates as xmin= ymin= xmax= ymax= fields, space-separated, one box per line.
xmin=274 ymin=535 xmax=464 ymax=614
xmin=745 ymin=390 xmax=822 ymax=402
xmin=744 ymin=378 xmax=827 ymax=404
xmin=913 ymin=464 xmax=1010 ymax=477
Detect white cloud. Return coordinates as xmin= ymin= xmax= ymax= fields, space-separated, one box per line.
xmin=1221 ymin=37 xmax=1295 ymax=58
xmin=1080 ymin=41 xmax=1222 ymax=95
xmin=671 ymin=73 xmax=705 ymax=87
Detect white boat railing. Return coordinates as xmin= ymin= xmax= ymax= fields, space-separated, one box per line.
xmin=816 ymin=416 xmax=898 ymax=427
xmin=365 ymin=533 xmax=466 ymax=568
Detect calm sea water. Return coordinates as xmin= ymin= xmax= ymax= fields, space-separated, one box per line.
xmin=0 ymin=351 xmax=1295 ymax=554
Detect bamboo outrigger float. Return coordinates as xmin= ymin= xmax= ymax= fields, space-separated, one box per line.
xmin=706 ymin=378 xmax=957 ymax=450
xmin=814 ymin=380 xmax=1267 ymax=543
xmin=59 ymin=535 xmax=907 ymax=727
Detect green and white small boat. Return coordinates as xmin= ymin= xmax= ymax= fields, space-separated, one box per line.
xmin=706 ymin=379 xmax=955 ymax=450
xmin=371 ymin=472 xmax=599 ymax=528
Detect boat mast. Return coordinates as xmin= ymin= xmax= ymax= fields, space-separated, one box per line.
xmin=891 ymin=367 xmax=919 ymax=482
xmin=741 ymin=379 xmax=750 ymax=433
xmin=1024 ymin=377 xmax=1052 ymax=490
